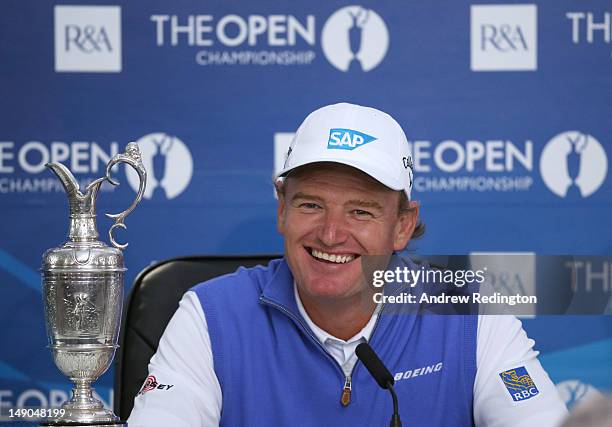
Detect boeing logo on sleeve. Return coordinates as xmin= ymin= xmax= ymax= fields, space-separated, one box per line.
xmin=500 ymin=366 xmax=539 ymax=402
xmin=327 ymin=128 xmax=377 ymax=150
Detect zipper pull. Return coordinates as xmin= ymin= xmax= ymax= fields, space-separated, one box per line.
xmin=340 ymin=376 xmax=352 ymax=406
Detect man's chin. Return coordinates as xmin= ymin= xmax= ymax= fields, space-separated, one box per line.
xmin=300 ymin=278 xmax=364 ymax=301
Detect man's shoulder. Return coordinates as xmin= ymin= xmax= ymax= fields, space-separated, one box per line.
xmin=190 ymin=257 xmax=286 ymax=299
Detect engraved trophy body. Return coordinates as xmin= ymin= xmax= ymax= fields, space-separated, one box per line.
xmin=41 ymin=143 xmax=146 ymax=426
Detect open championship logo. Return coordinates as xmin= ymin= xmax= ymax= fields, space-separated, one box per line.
xmin=321 ymin=6 xmax=389 ymax=72
xmin=126 ymin=133 xmax=193 ymax=200
xmin=539 ymin=131 xmax=607 ymax=198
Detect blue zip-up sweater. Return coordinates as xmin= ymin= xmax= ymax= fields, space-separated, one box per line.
xmin=193 ymin=258 xmax=477 ymax=426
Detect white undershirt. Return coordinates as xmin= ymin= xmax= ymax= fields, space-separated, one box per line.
xmin=128 ymin=291 xmax=568 ymax=427
xmin=293 ymin=283 xmax=380 ymax=377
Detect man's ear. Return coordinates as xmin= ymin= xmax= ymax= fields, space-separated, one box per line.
xmin=393 ymin=201 xmax=418 ymax=251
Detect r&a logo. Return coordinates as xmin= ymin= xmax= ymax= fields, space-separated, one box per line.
xmin=54 ymin=5 xmax=122 ymax=72
xmin=65 ymin=25 xmax=112 ymax=53
xmin=480 ymin=23 xmax=528 ymax=52
xmin=470 ymin=4 xmax=537 ymax=71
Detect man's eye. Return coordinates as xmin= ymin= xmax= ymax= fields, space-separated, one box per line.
xmin=352 ymin=209 xmax=373 ymax=217
xmin=299 ymin=203 xmax=321 ymax=209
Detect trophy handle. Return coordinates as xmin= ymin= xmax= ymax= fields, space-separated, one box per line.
xmin=104 ymin=142 xmax=147 ymax=249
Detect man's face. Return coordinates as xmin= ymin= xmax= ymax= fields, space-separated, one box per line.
xmin=277 ymin=164 xmax=418 ymax=303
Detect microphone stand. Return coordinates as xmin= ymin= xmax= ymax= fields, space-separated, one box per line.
xmin=387 ymin=381 xmax=402 ymax=427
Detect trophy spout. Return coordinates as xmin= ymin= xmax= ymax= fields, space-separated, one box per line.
xmin=46 ymin=162 xmax=80 ymax=200
xmin=46 ymin=162 xmax=107 ymax=242
xmin=46 ymin=162 xmax=106 ymax=216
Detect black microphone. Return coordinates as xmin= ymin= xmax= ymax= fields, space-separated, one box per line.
xmin=356 ymin=342 xmax=402 ymax=427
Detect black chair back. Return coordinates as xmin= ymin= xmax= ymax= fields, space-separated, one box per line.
xmin=113 ymin=255 xmax=280 ymax=420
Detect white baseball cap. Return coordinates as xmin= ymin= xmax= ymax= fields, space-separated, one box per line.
xmin=276 ymin=102 xmax=414 ymax=200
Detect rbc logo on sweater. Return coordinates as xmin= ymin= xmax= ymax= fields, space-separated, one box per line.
xmin=500 ymin=367 xmax=539 ymax=402
xmin=327 ymin=128 xmax=376 ymax=150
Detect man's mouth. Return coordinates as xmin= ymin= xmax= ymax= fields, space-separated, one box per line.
xmin=306 ymin=247 xmax=358 ymax=264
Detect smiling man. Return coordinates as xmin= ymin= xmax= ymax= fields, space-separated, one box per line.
xmin=276 ymin=162 xmax=416 ymax=341
xmin=128 ymin=103 xmax=568 ymax=426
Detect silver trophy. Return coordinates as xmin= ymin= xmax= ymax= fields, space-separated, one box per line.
xmin=41 ymin=143 xmax=146 ymax=426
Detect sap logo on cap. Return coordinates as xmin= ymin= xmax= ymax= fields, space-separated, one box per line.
xmin=470 ymin=5 xmax=537 ymax=71
xmin=54 ymin=5 xmax=122 ymax=72
xmin=126 ymin=133 xmax=193 ymax=200
xmin=328 ymin=128 xmax=376 ymax=150
xmin=540 ymin=131 xmax=607 ymax=198
xmin=321 ymin=6 xmax=389 ymax=72
xmin=499 ymin=366 xmax=539 ymax=402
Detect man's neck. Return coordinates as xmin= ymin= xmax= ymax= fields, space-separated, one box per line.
xmin=296 ymin=287 xmax=377 ymax=341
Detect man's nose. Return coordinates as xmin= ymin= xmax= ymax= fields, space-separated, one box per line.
xmin=317 ymin=209 xmax=349 ymax=247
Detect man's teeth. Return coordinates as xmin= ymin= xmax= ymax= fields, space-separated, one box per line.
xmin=311 ymin=249 xmax=355 ymax=264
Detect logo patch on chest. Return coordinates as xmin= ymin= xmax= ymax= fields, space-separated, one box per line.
xmin=394 ymin=362 xmax=443 ymax=382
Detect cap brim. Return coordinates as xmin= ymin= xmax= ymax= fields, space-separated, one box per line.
xmin=277 ymin=156 xmax=405 ymax=194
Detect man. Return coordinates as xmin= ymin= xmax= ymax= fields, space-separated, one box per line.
xmin=128 ymin=103 xmax=568 ymax=426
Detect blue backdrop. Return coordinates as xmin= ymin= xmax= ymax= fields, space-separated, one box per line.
xmin=1 ymin=0 xmax=610 ymax=421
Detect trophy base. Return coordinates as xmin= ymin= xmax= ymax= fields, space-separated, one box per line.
xmin=40 ymin=421 xmax=126 ymax=426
